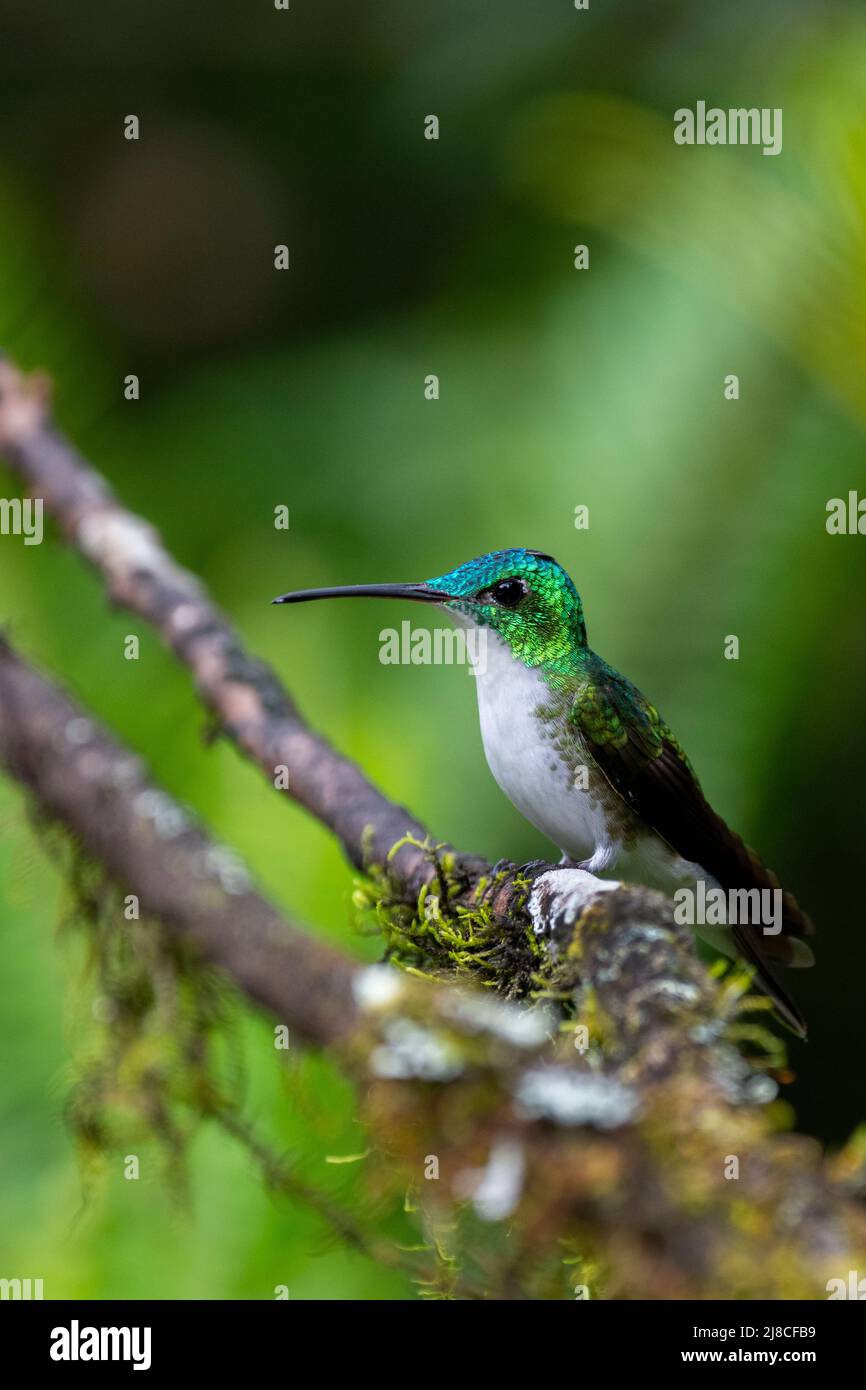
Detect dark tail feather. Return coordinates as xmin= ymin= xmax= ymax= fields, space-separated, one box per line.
xmin=731 ymin=923 xmax=809 ymax=1039
xmin=707 ymin=844 xmax=813 ymax=1039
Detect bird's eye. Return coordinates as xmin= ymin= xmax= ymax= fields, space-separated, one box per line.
xmin=479 ymin=577 xmax=527 ymax=609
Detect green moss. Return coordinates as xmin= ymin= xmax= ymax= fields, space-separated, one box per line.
xmin=50 ymin=834 xmax=418 ymax=1277
xmin=354 ymin=835 xmax=547 ymax=1000
xmin=59 ymin=844 xmax=245 ymax=1197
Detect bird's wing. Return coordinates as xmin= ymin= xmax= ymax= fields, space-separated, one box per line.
xmin=570 ymin=660 xmax=813 ymax=1035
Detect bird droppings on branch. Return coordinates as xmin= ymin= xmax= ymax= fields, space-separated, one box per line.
xmin=369 ymin=1017 xmax=467 ymax=1082
xmin=513 ymin=1067 xmax=639 ymax=1129
xmin=457 ymin=1138 xmax=527 ymax=1222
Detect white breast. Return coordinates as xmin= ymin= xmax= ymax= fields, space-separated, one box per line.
xmin=468 ymin=630 xmax=614 ymax=866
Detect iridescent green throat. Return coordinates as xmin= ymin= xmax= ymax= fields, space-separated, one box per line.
xmin=425 ymin=547 xmax=588 ymax=688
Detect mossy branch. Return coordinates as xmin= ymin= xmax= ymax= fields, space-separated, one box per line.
xmin=0 ymin=636 xmax=864 ymax=1297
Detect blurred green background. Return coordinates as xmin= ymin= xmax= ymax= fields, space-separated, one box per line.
xmin=1 ymin=0 xmax=864 ymax=1298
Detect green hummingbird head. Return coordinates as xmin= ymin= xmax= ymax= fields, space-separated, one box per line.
xmin=424 ymin=549 xmax=587 ymax=671
xmin=273 ymin=547 xmax=587 ymax=674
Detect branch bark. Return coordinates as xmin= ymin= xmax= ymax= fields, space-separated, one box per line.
xmin=0 ymin=634 xmax=358 ymax=1048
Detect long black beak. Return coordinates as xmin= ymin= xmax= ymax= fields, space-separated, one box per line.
xmin=271 ymin=581 xmax=451 ymax=605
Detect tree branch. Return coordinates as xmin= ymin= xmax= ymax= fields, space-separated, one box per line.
xmin=0 ymin=634 xmax=358 ymax=1048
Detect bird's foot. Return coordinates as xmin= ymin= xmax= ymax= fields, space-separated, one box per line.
xmin=483 ymin=857 xmax=552 ymax=908
xmin=516 ymin=857 xmax=550 ymax=878
xmin=559 ymin=853 xmax=592 ymax=870
xmin=489 ymin=856 xmax=550 ymax=882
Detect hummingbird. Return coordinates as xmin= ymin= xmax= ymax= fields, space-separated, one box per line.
xmin=273 ymin=548 xmax=814 ymax=1036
